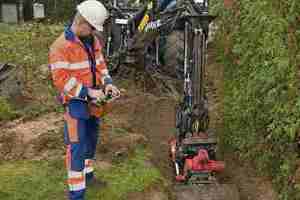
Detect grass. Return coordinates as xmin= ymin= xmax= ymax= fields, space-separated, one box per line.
xmin=0 ymin=22 xmax=63 ymax=67
xmin=0 ymin=147 xmax=163 ymax=200
xmin=0 ymin=22 xmax=64 ymax=119
xmin=87 ymin=148 xmax=162 ymax=200
xmin=0 ymin=97 xmax=18 ymax=121
xmin=0 ymin=160 xmax=65 ymax=200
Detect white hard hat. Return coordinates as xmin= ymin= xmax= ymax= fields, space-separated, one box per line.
xmin=77 ymin=0 xmax=109 ymax=31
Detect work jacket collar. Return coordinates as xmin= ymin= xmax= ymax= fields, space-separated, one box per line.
xmin=64 ymin=24 xmax=100 ymax=51
xmin=64 ymin=24 xmax=80 ymax=43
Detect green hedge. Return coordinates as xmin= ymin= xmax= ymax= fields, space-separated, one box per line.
xmin=210 ymin=0 xmax=300 ymax=199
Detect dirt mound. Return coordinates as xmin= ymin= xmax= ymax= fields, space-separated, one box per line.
xmin=0 ymin=95 xmax=150 ymax=163
xmin=0 ymin=112 xmax=64 ymax=161
xmin=0 ymin=92 xmax=153 ymax=162
xmin=131 ymin=97 xmax=177 ymax=178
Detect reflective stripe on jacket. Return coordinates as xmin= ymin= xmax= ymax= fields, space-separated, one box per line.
xmin=48 ymin=26 xmax=112 ymax=104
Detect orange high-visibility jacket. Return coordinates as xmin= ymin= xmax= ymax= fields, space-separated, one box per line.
xmin=48 ymin=26 xmax=112 ymax=104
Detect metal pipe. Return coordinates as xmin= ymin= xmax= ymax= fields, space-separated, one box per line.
xmin=201 ymin=30 xmax=205 ymax=100
xmin=155 ymin=37 xmax=159 ymax=65
xmin=184 ymin=21 xmax=188 ymax=79
xmin=194 ymin=27 xmax=204 ymax=103
xmin=184 ymin=21 xmax=189 ymax=94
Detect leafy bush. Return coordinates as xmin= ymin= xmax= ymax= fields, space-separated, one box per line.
xmin=210 ymin=0 xmax=300 ymax=199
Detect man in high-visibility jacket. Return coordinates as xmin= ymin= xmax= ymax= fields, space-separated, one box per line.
xmin=48 ymin=1 xmax=120 ymax=200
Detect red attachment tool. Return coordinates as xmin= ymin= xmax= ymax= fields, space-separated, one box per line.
xmin=185 ymin=149 xmax=225 ymax=172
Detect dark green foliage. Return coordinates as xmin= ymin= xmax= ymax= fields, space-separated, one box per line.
xmin=210 ymin=0 xmax=300 ymax=199
xmin=35 ymin=0 xmax=77 ymax=22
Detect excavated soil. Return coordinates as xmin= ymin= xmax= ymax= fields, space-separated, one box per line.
xmin=0 ymin=113 xmax=64 ymax=161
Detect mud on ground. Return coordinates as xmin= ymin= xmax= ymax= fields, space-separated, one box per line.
xmin=0 ymin=91 xmax=149 ymax=164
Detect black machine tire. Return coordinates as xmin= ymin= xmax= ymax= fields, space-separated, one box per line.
xmin=111 ymin=23 xmax=123 ymax=54
xmin=110 ymin=23 xmax=124 ymax=73
xmin=102 ymin=21 xmax=123 ymax=73
xmin=162 ymin=30 xmax=184 ymax=79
